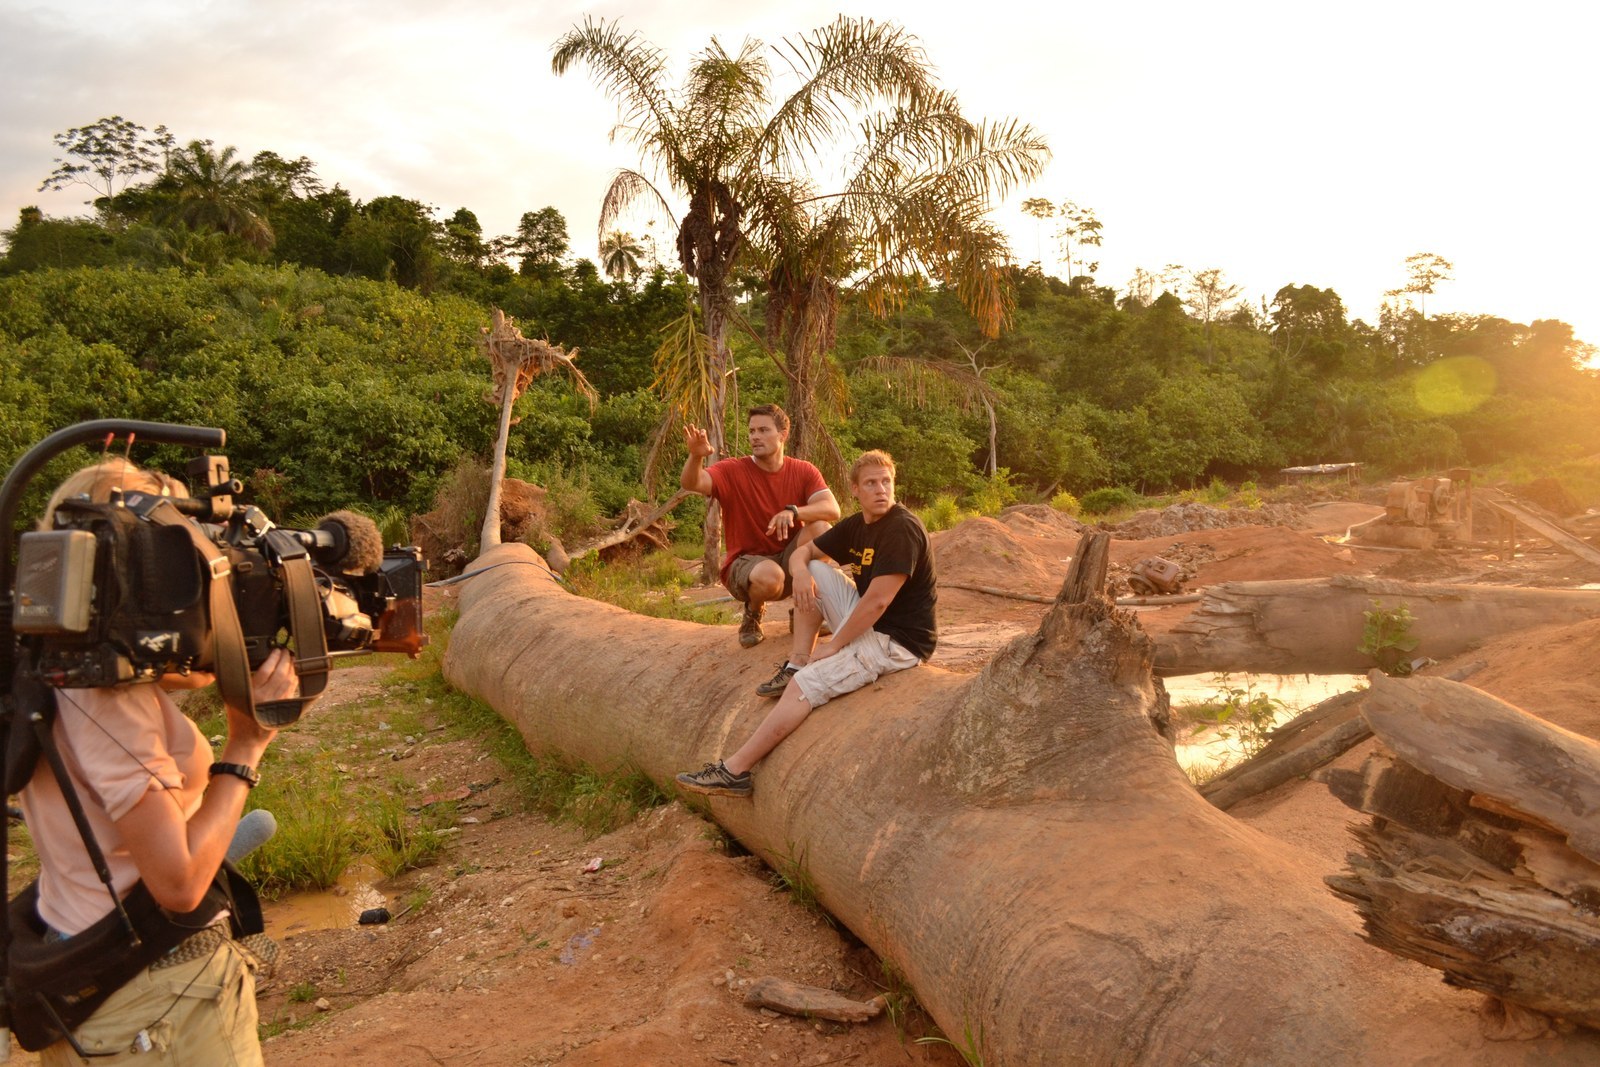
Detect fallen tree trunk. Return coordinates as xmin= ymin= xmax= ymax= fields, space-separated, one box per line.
xmin=1199 ymin=661 xmax=1489 ymax=811
xmin=443 ymin=540 xmax=1600 ymax=1066
xmin=1199 ymin=690 xmax=1371 ymax=811
xmin=1322 ymin=673 xmax=1600 ymax=1031
xmin=1154 ymin=576 xmax=1600 ymax=676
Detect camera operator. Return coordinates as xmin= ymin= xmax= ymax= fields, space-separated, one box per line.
xmin=16 ymin=458 xmax=313 ymax=1064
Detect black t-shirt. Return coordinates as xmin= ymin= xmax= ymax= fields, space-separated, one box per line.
xmin=812 ymin=503 xmax=938 ymax=660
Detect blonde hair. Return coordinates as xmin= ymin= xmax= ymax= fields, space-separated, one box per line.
xmin=849 ymin=449 xmax=896 ymax=485
xmin=41 ymin=457 xmax=187 ymax=529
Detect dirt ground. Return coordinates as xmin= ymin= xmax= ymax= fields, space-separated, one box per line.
xmin=269 ymin=500 xmax=1600 ymax=1066
xmin=15 ymin=498 xmax=1599 ymax=1065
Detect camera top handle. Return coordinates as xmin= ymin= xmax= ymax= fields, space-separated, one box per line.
xmin=0 ymin=420 xmax=226 ymax=686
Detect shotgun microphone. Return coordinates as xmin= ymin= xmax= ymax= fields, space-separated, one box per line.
xmin=311 ymin=510 xmax=385 ymax=574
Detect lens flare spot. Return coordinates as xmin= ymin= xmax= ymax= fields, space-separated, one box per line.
xmin=1413 ymin=357 xmax=1497 ymax=415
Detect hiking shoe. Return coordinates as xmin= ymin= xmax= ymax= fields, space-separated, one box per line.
xmin=676 ymin=761 xmax=753 ymax=798
xmin=738 ymin=601 xmax=766 ymax=648
xmin=756 ymin=662 xmax=800 ymax=698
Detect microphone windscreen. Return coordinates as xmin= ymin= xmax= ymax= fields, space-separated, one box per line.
xmin=318 ymin=510 xmax=385 ymax=574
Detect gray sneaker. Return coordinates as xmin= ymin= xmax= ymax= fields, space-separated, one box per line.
xmin=755 ymin=662 xmax=799 ymax=698
xmin=676 ymin=761 xmax=753 ymax=798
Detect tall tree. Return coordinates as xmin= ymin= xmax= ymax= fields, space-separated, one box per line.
xmin=1185 ymin=267 xmax=1243 ymax=362
xmin=599 ymin=230 xmax=644 ymax=282
xmin=1401 ymin=251 xmax=1454 ymax=321
xmin=162 ymin=140 xmax=274 ymax=251
xmin=38 ymin=116 xmax=173 ymax=220
xmin=1269 ymin=284 xmax=1350 ymax=374
xmin=248 ymin=151 xmax=324 ymax=202
xmin=1384 ymin=252 xmax=1454 ymax=365
xmin=511 ymin=207 xmax=570 ymax=277
xmin=554 ymin=15 xmax=965 ymax=573
xmin=761 ymin=93 xmax=1046 ymax=467
xmin=444 ymin=207 xmax=489 ymax=267
xmin=1020 ymin=197 xmax=1055 ymax=268
xmin=1056 ymin=199 xmax=1103 ymax=280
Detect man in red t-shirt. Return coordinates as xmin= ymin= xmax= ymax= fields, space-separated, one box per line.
xmin=682 ymin=404 xmax=840 ymax=670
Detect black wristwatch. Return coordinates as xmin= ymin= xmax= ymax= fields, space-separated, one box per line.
xmin=785 ymin=504 xmax=800 ymax=519
xmin=209 ymin=762 xmax=261 ymax=789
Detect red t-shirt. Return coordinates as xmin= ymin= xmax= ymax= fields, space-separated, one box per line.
xmin=706 ymin=456 xmax=828 ymax=584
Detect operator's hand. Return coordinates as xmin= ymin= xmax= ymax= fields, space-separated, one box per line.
xmin=221 ymin=648 xmax=302 ymax=757
xmin=683 ymin=424 xmax=714 ymax=459
xmin=765 ymin=507 xmax=798 ymax=538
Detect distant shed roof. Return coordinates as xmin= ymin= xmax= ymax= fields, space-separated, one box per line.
xmin=1280 ymin=462 xmax=1362 ymax=476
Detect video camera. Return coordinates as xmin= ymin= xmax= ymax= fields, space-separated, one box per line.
xmin=1 ymin=420 xmax=428 ymax=729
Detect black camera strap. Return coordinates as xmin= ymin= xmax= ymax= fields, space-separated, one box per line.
xmin=27 ymin=697 xmax=141 ymax=944
xmin=257 ymin=531 xmax=329 ymax=728
xmin=139 ymin=501 xmax=257 ymax=725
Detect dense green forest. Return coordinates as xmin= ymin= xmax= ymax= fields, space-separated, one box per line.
xmin=4 ymin=115 xmax=1598 ymax=541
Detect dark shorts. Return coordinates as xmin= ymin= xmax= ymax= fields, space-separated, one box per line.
xmin=726 ymin=536 xmax=801 ymax=603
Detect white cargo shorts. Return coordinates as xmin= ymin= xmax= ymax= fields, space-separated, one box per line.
xmin=792 ymin=560 xmax=919 ymax=708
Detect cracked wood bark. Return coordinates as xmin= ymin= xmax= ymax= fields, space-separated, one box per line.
xmin=1155 ymin=576 xmax=1600 ymax=675
xmin=1321 ymin=674 xmax=1600 ymax=1030
xmin=443 ymin=538 xmax=1600 ymax=1066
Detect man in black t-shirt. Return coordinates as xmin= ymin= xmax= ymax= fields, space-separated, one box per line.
xmin=677 ymin=450 xmax=937 ymax=798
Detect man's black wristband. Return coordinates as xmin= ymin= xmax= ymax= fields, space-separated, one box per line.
xmin=785 ymin=505 xmax=800 ymax=518
xmin=209 ymin=762 xmax=260 ymax=789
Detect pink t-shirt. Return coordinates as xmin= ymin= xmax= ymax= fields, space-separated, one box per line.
xmin=705 ymin=456 xmax=827 ymax=585
xmin=18 ymin=684 xmax=209 ymax=935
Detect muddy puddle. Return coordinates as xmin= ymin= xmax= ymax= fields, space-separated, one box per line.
xmin=1167 ymin=672 xmax=1366 ymax=776
xmin=264 ymin=859 xmax=390 ymax=939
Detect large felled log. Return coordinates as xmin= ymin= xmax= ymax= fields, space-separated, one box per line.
xmin=1154 ymin=575 xmax=1600 ymax=675
xmin=443 ymin=540 xmax=1600 ymax=1066
xmin=1322 ymin=674 xmax=1600 ymax=1030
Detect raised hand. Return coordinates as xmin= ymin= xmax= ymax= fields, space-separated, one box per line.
xmin=683 ymin=424 xmax=714 ymax=458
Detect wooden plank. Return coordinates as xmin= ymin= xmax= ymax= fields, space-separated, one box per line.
xmin=1478 ymin=488 xmax=1600 ymax=569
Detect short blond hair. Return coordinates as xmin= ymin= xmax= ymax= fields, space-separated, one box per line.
xmin=849 ymin=449 xmax=896 ymax=486
xmin=42 ymin=458 xmax=186 ymax=529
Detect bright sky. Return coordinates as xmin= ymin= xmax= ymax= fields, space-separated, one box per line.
xmin=3 ymin=0 xmax=1595 ymax=351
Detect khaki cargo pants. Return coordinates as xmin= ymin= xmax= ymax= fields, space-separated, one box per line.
xmin=41 ymin=936 xmax=262 ymax=1066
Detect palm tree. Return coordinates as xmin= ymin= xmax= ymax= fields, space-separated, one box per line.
xmin=599 ymin=230 xmax=644 ymax=283
xmin=762 ymin=93 xmax=1047 ymax=470
xmin=162 ymin=140 xmax=274 ymax=251
xmin=554 ymin=16 xmax=951 ymax=572
xmin=554 ymin=16 xmax=1044 ymax=570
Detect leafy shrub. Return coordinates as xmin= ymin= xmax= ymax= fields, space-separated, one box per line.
xmin=1205 ymin=677 xmax=1284 ymax=759
xmin=1049 ymin=490 xmax=1080 ymax=515
xmin=564 ymin=551 xmax=723 ymax=624
xmin=1079 ymin=486 xmax=1140 ymax=515
xmin=521 ymin=464 xmax=602 ymax=544
xmin=965 ymin=468 xmax=1019 ymax=516
xmin=1358 ymin=601 xmax=1420 ymax=675
xmin=425 ymin=456 xmax=491 ymax=558
xmin=918 ymin=494 xmax=967 ymax=532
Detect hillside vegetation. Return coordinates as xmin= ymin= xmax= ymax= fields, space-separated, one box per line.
xmin=5 ymin=120 xmax=1598 ymax=533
